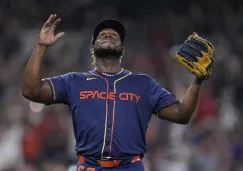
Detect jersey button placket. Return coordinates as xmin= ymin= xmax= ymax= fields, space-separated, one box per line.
xmin=107 ymin=110 xmax=112 ymax=131
xmin=105 ymin=103 xmax=113 ymax=154
xmin=106 ymin=82 xmax=114 ymax=155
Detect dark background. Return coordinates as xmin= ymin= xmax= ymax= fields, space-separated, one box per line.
xmin=0 ymin=0 xmax=243 ymax=170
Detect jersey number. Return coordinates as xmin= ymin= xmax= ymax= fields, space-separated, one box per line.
xmin=78 ymin=166 xmax=95 ymax=171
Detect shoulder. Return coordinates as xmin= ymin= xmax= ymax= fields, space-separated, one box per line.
xmin=51 ymin=72 xmax=91 ymax=85
xmin=130 ymin=72 xmax=155 ymax=82
xmin=123 ymin=71 xmax=158 ymax=88
xmin=60 ymin=72 xmax=91 ymax=80
xmin=130 ymin=71 xmax=164 ymax=89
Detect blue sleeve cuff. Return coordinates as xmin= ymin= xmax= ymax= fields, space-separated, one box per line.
xmin=44 ymin=74 xmax=69 ymax=104
xmin=45 ymin=78 xmax=56 ymax=101
xmin=154 ymin=99 xmax=179 ymax=114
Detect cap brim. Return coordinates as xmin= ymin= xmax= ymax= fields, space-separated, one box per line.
xmin=92 ymin=19 xmax=125 ymax=45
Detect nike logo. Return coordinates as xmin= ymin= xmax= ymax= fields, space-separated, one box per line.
xmin=86 ymin=77 xmax=97 ymax=81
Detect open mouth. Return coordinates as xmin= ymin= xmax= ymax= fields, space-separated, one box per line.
xmin=102 ymin=39 xmax=114 ymax=44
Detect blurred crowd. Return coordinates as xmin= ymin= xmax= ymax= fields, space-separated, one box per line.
xmin=1 ymin=0 xmax=243 ymax=170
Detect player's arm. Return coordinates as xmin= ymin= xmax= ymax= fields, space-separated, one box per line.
xmin=157 ymin=77 xmax=202 ymax=124
xmin=22 ymin=14 xmax=65 ymax=105
xmin=157 ymin=33 xmax=215 ymax=124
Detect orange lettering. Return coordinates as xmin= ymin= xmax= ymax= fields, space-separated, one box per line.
xmin=86 ymin=91 xmax=93 ymax=98
xmin=80 ymin=91 xmax=140 ymax=103
xmin=109 ymin=92 xmax=115 ymax=100
xmin=119 ymin=93 xmax=128 ymax=100
xmin=80 ymin=91 xmax=92 ymax=99
xmin=78 ymin=165 xmax=85 ymax=171
xmin=86 ymin=168 xmax=95 ymax=171
xmin=129 ymin=93 xmax=135 ymax=101
xmin=92 ymin=91 xmax=99 ymax=99
xmin=135 ymin=95 xmax=141 ymax=103
xmin=100 ymin=92 xmax=106 ymax=100
xmin=128 ymin=93 xmax=141 ymax=103
xmin=80 ymin=92 xmax=86 ymax=99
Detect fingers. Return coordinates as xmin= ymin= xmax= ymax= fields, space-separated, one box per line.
xmin=51 ymin=18 xmax=61 ymax=31
xmin=50 ymin=14 xmax=58 ymax=24
xmin=42 ymin=14 xmax=59 ymax=28
xmin=46 ymin=14 xmax=53 ymax=24
xmin=54 ymin=32 xmax=65 ymax=42
xmin=43 ymin=14 xmax=53 ymax=28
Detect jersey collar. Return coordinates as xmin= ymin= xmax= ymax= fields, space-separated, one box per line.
xmin=90 ymin=69 xmax=131 ymax=79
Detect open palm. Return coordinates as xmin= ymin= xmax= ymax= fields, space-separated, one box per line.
xmin=38 ymin=14 xmax=65 ymax=47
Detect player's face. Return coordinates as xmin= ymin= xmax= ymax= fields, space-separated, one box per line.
xmin=93 ymin=29 xmax=123 ymax=58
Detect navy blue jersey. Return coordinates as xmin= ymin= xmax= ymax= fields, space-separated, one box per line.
xmin=45 ymin=69 xmax=178 ymax=159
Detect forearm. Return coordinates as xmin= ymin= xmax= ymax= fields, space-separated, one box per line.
xmin=22 ymin=44 xmax=46 ymax=97
xmin=177 ymin=77 xmax=203 ymax=122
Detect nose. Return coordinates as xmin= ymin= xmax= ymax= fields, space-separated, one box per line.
xmin=106 ymin=33 xmax=112 ymax=39
xmin=106 ymin=31 xmax=114 ymax=37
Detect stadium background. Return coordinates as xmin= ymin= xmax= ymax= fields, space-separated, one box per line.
xmin=0 ymin=0 xmax=243 ymax=170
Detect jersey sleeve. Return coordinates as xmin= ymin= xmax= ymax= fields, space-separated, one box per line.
xmin=148 ymin=77 xmax=179 ymax=114
xmin=44 ymin=73 xmax=73 ymax=104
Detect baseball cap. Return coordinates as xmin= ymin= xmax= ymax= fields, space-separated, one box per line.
xmin=91 ymin=19 xmax=125 ymax=45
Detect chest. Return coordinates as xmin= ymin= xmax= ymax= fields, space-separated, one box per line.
xmin=68 ymin=77 xmax=147 ymax=106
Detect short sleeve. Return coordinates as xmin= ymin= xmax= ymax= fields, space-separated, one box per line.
xmin=149 ymin=78 xmax=178 ymax=114
xmin=45 ymin=73 xmax=72 ymax=104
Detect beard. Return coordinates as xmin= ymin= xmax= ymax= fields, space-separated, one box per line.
xmin=93 ymin=41 xmax=123 ymax=59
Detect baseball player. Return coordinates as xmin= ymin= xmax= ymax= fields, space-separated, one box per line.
xmin=22 ymin=14 xmax=215 ymax=171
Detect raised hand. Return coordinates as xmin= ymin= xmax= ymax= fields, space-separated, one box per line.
xmin=38 ymin=14 xmax=65 ymax=47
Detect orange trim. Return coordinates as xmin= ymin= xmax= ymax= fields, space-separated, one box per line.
xmin=97 ymin=159 xmax=121 ymax=168
xmin=78 ymin=155 xmax=141 ymax=168
xmin=90 ymin=71 xmax=131 ymax=157
xmin=90 ymin=71 xmax=109 ymax=158
xmin=109 ymin=73 xmax=131 ymax=157
xmin=109 ymin=99 xmax=116 ymax=156
xmin=131 ymin=155 xmax=141 ymax=163
xmin=78 ymin=155 xmax=86 ymax=163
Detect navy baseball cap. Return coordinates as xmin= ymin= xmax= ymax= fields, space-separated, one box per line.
xmin=92 ymin=19 xmax=125 ymax=45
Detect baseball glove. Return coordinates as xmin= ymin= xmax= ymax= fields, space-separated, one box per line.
xmin=176 ymin=32 xmax=215 ymax=80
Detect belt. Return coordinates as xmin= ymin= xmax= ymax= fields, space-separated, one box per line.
xmin=78 ymin=155 xmax=141 ymax=168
